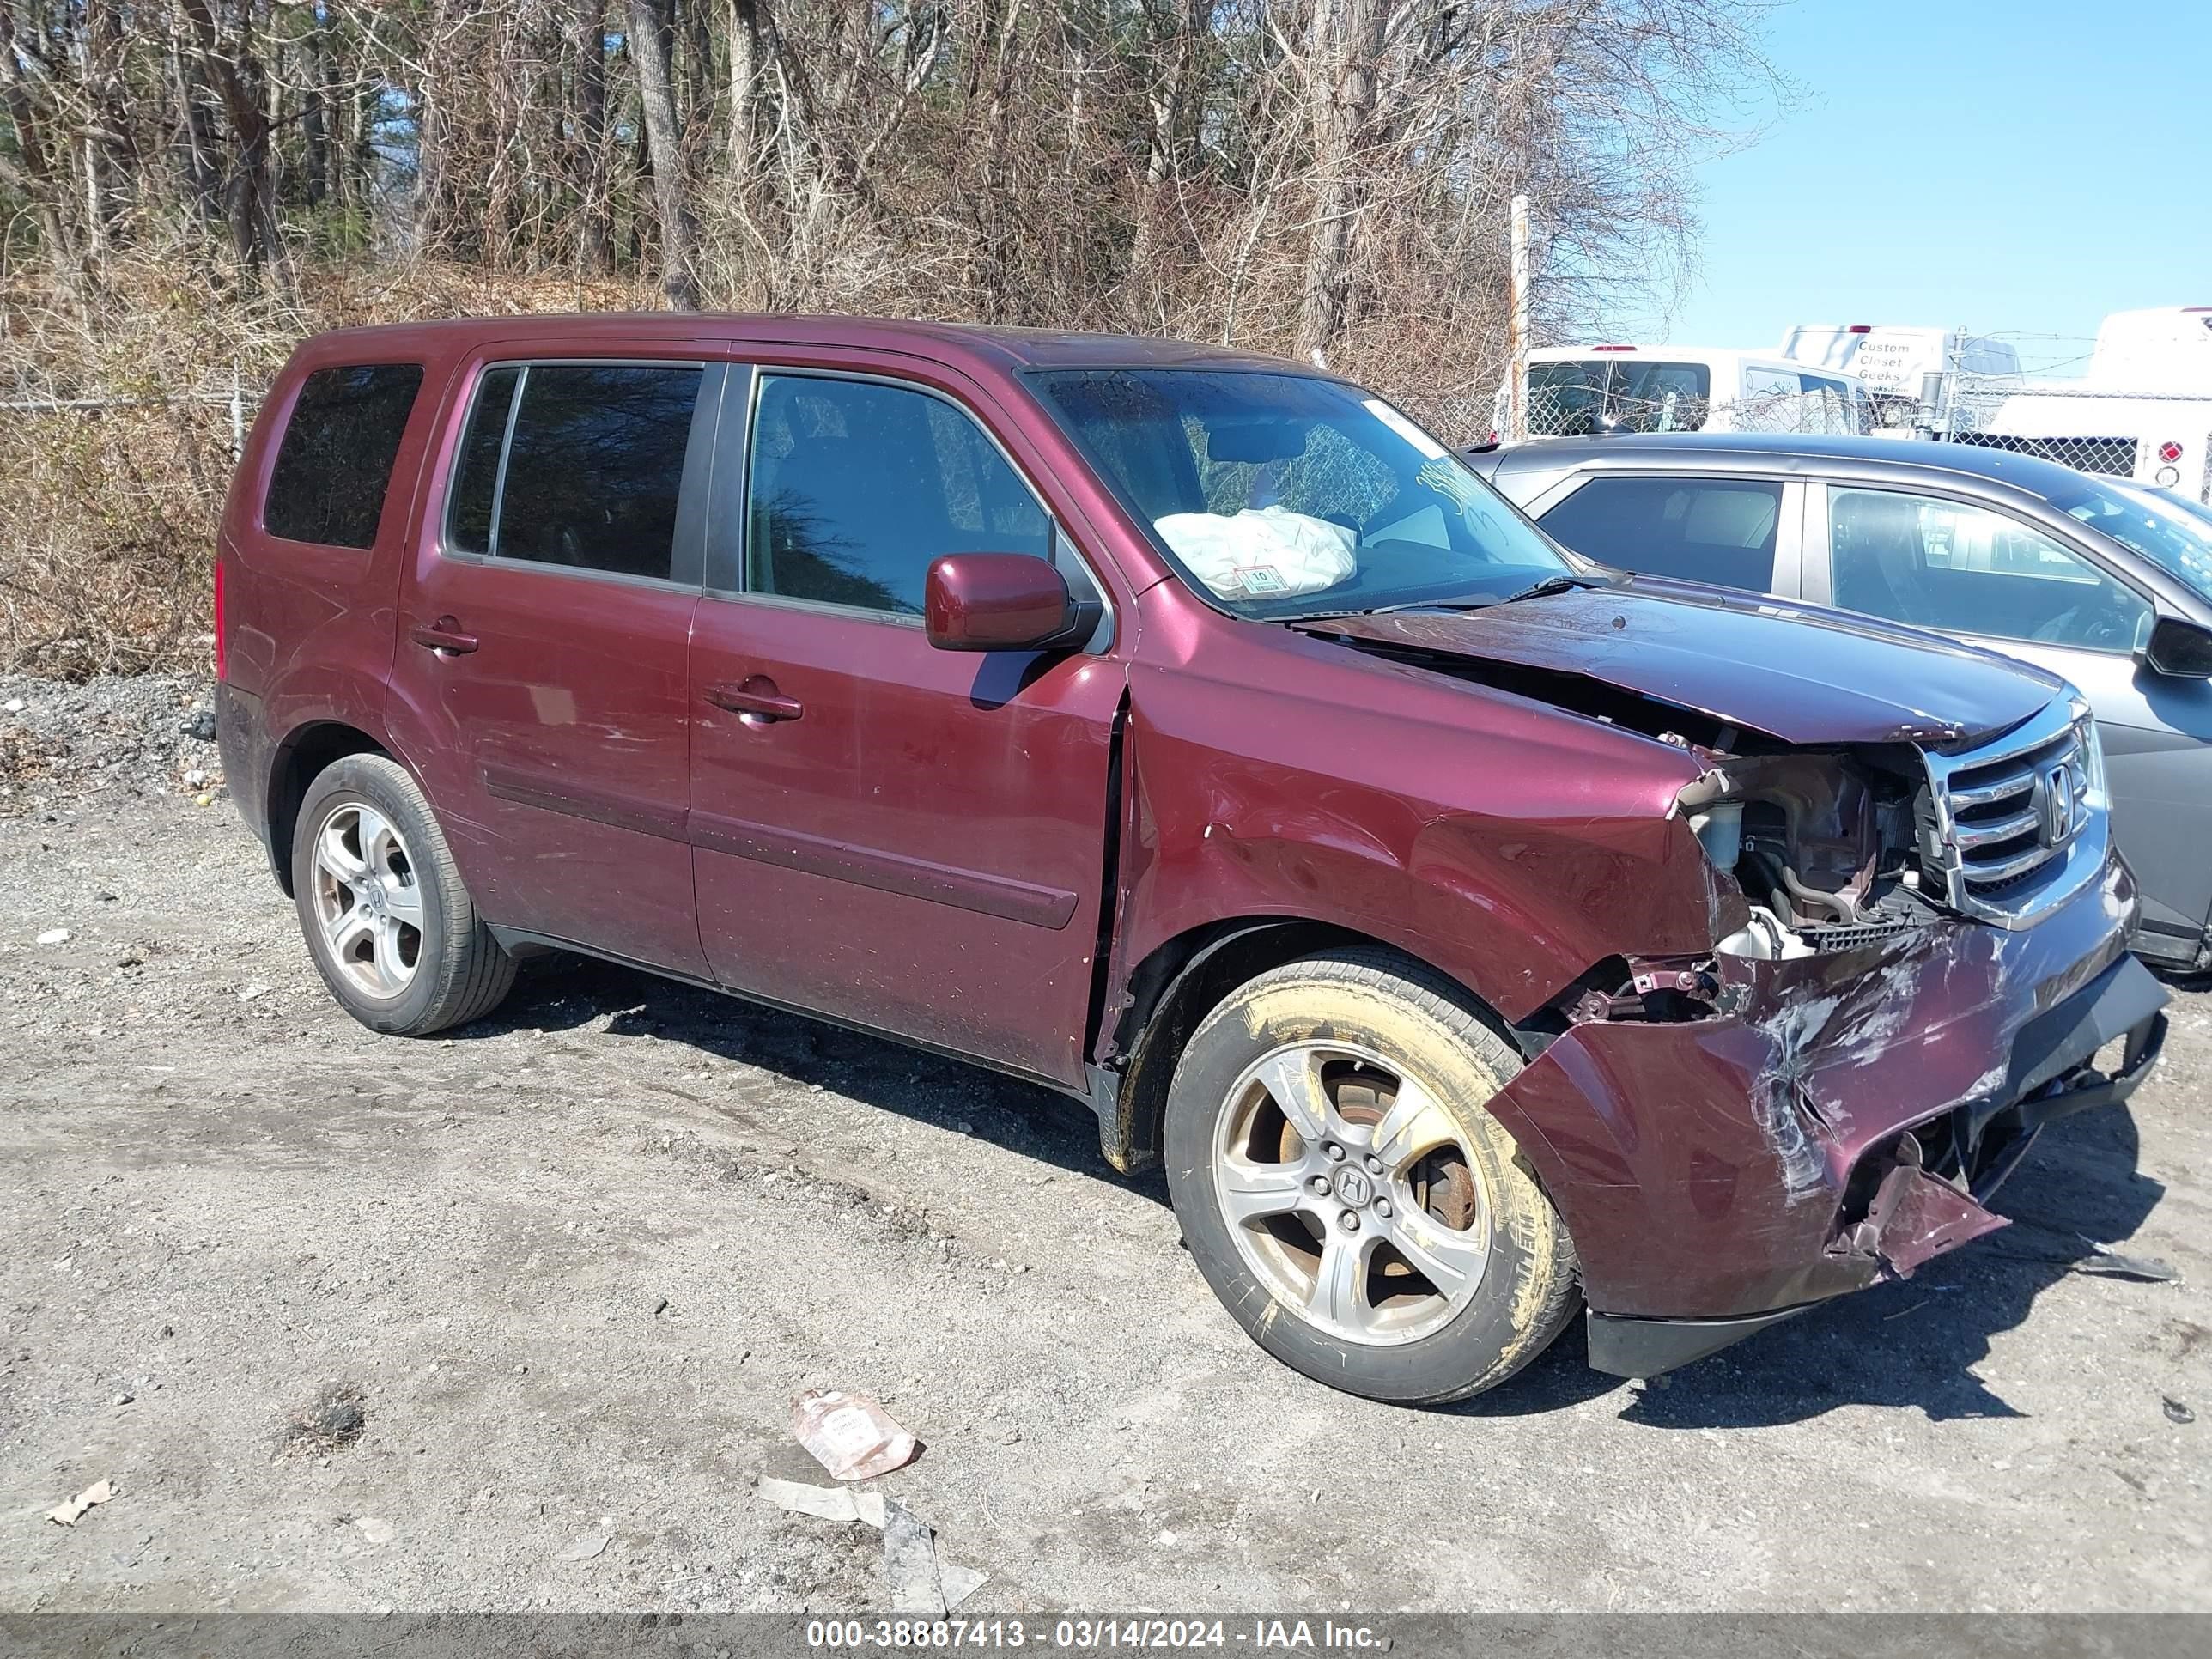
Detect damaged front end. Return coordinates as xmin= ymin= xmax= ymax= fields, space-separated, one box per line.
xmin=1484 ymin=697 xmax=2168 ymax=1381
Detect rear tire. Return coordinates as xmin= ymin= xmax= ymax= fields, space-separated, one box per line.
xmin=290 ymin=753 xmax=515 ymax=1036
xmin=1164 ymin=948 xmax=1579 ymax=1404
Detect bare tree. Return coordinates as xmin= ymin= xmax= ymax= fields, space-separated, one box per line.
xmin=574 ymin=0 xmax=612 ymax=272
xmin=1294 ymin=0 xmax=1385 ymax=362
xmin=627 ymin=0 xmax=699 ymax=307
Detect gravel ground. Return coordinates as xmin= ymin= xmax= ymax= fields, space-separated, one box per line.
xmin=1 ymin=676 xmax=2208 ymax=1615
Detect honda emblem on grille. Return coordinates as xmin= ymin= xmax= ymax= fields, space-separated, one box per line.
xmin=2035 ymin=761 xmax=2078 ymax=847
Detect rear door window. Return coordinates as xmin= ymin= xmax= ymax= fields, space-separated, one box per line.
xmin=1527 ymin=362 xmax=1607 ymax=436
xmin=1796 ymin=374 xmax=1855 ymax=434
xmin=264 ymin=363 xmax=425 ymax=548
xmin=1539 ymin=475 xmax=1784 ymax=592
xmin=443 ymin=363 xmax=702 ymax=581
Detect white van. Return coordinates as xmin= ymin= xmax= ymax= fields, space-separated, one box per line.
xmin=2084 ymin=306 xmax=2212 ymax=385
xmin=1778 ymin=325 xmax=2022 ymax=436
xmin=1497 ymin=346 xmax=1869 ymax=442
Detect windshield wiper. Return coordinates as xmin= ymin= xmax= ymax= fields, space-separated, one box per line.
xmin=1306 ymin=572 xmax=1607 ymax=622
xmin=1495 ymin=573 xmax=1606 ymax=605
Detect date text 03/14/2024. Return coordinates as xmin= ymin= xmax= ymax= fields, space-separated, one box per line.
xmin=803 ymin=1617 xmax=1390 ymax=1650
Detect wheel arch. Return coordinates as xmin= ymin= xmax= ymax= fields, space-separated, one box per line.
xmin=1097 ymin=916 xmax=1543 ymax=1176
xmin=264 ymin=720 xmax=398 ymax=896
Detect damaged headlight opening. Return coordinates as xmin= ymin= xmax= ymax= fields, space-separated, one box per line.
xmin=1680 ymin=743 xmax=1956 ymax=960
xmin=1680 ymin=699 xmax=2111 ymax=957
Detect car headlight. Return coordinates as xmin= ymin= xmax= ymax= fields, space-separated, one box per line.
xmin=2069 ymin=696 xmax=2108 ymax=809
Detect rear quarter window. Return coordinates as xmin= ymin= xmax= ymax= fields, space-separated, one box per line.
xmin=263 ymin=364 xmax=426 ymax=548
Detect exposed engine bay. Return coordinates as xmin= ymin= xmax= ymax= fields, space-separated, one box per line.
xmin=1676 ymin=744 xmax=1947 ymax=959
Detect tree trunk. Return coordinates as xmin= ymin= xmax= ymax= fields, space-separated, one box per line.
xmin=627 ymin=0 xmax=698 ymax=307
xmin=1129 ymin=0 xmax=1206 ymax=300
xmin=1295 ymin=0 xmax=1383 ymax=363
xmin=178 ymin=0 xmax=285 ymax=281
xmin=574 ymin=0 xmax=611 ymax=271
xmin=678 ymin=0 xmax=711 ymax=126
xmin=302 ymin=20 xmax=330 ymax=210
xmin=322 ymin=22 xmax=349 ymax=213
xmin=170 ymin=40 xmax=223 ymax=239
xmin=726 ymin=0 xmax=760 ymax=178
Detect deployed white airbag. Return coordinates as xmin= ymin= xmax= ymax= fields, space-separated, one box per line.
xmin=1153 ymin=506 xmax=1358 ymax=600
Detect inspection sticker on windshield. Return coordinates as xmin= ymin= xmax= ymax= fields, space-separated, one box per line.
xmin=1364 ymin=398 xmax=1449 ymax=459
xmin=1231 ymin=564 xmax=1289 ymax=594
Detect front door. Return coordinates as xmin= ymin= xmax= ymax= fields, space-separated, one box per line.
xmin=1809 ymin=481 xmax=2212 ymax=945
xmin=390 ymin=352 xmax=724 ymax=977
xmin=688 ymin=365 xmax=1124 ymax=1085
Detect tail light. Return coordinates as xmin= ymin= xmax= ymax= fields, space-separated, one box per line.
xmin=213 ymin=557 xmax=228 ymax=681
xmin=2160 ymin=441 xmax=2185 ymax=463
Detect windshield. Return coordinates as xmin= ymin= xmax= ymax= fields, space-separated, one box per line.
xmin=2057 ymin=478 xmax=2212 ymax=601
xmin=1030 ymin=368 xmax=1576 ymax=620
xmin=1528 ymin=359 xmax=1711 ymax=435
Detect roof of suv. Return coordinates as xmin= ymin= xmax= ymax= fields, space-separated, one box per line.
xmin=1468 ymin=431 xmax=2100 ymax=500
xmin=295 ymin=313 xmax=1305 ymax=377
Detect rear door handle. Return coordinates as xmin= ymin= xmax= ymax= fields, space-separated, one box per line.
xmin=704 ymin=678 xmax=803 ymax=724
xmin=410 ymin=619 xmax=480 ymax=656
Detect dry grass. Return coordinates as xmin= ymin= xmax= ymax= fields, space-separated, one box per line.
xmin=0 ymin=259 xmax=663 ymax=678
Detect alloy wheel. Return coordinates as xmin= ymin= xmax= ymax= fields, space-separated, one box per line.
xmin=1212 ymin=1039 xmax=1493 ymax=1346
xmin=309 ymin=801 xmax=425 ymax=1000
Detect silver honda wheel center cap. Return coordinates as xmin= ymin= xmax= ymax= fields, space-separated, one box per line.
xmin=1332 ymin=1165 xmax=1373 ymax=1207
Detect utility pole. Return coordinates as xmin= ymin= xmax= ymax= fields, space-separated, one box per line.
xmin=1941 ymin=325 xmax=1963 ymax=442
xmin=1508 ymin=194 xmax=1530 ymax=442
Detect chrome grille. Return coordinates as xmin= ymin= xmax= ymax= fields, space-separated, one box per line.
xmin=1919 ymin=700 xmax=2106 ymax=927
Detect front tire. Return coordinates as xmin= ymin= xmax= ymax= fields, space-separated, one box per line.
xmin=1164 ymin=949 xmax=1579 ymax=1404
xmin=291 ymin=753 xmax=515 ymax=1036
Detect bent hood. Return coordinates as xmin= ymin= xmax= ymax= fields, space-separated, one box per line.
xmin=1300 ymin=578 xmax=2063 ymax=747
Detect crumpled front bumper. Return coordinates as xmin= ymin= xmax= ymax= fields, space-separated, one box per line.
xmin=1476 ymin=855 xmax=2167 ymax=1379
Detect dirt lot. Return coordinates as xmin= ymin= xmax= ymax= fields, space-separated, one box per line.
xmin=2 ymin=676 xmax=2209 ymax=1615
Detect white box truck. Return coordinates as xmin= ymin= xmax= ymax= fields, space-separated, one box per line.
xmin=1777 ymin=325 xmax=2022 ymax=436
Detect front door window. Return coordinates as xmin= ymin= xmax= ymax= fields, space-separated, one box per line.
xmin=1537 ymin=476 xmax=1783 ymax=592
xmin=1828 ymin=488 xmax=2151 ymax=653
xmin=745 ymin=374 xmax=1054 ymax=614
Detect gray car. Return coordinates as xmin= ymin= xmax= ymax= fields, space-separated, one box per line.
xmin=1468 ymin=433 xmax=2212 ymax=969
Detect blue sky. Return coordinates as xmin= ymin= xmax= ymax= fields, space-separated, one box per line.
xmin=1662 ymin=0 xmax=2212 ymax=368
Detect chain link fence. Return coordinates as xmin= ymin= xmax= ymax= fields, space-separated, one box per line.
xmin=1943 ymin=375 xmax=2212 ymax=504
xmin=1473 ymin=355 xmax=2212 ymax=510
xmin=1468 ymin=376 xmax=1866 ymax=447
xmin=0 ymin=373 xmax=263 ymax=677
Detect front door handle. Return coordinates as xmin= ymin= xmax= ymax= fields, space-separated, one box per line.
xmin=704 ymin=678 xmax=803 ymax=724
xmin=410 ymin=618 xmax=480 ymax=656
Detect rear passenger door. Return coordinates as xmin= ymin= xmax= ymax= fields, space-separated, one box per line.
xmin=1532 ymin=472 xmax=1803 ymax=598
xmin=687 ymin=361 xmax=1126 ymax=1087
xmin=388 ymin=350 xmax=729 ymax=978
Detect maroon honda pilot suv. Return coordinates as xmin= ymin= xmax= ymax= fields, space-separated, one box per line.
xmin=215 ymin=315 xmax=2167 ymax=1404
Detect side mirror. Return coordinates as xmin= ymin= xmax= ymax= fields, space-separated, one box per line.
xmin=925 ymin=553 xmax=1089 ymax=653
xmin=2138 ymin=614 xmax=2212 ymax=679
